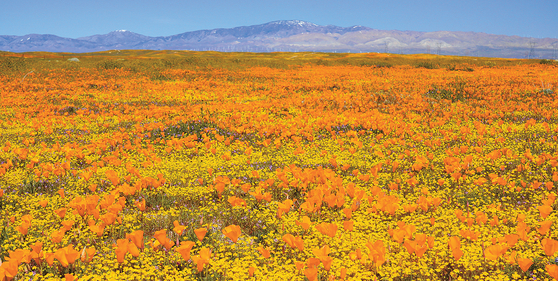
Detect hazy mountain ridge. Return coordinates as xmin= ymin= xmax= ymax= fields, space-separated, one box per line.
xmin=1 ymin=20 xmax=557 ymax=58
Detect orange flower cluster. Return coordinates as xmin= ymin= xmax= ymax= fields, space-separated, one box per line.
xmin=0 ymin=53 xmax=557 ymax=280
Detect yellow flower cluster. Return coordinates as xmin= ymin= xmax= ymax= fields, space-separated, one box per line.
xmin=0 ymin=52 xmax=557 ymax=280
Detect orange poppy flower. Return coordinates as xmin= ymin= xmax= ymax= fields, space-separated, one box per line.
xmin=248 ymin=266 xmax=256 ymax=277
xmin=306 ymin=257 xmax=321 ymax=268
xmin=321 ymin=256 xmax=333 ymax=271
xmin=50 ymin=229 xmax=65 ymax=243
xmin=538 ymin=220 xmax=553 ymax=235
xmin=61 ymin=220 xmax=74 ymax=232
xmin=240 ymin=183 xmax=251 ymax=192
xmin=173 ymin=220 xmax=186 ymax=236
xmin=448 ymin=236 xmax=463 ymax=261
xmin=228 ymin=196 xmax=247 ymax=207
xmin=128 ymin=241 xmax=140 ymax=257
xmin=257 ymin=246 xmax=271 ymax=258
xmin=276 ymin=199 xmax=293 ymax=218
xmin=43 ymin=250 xmax=56 ymax=266
xmin=38 ymin=200 xmax=48 ymax=208
xmin=293 ymin=236 xmax=304 ymax=251
xmin=484 ymin=243 xmax=507 ymax=261
xmin=542 ymin=238 xmax=558 ymax=256
xmin=55 ymin=208 xmax=67 ymax=219
xmin=451 ymin=247 xmax=464 ymax=261
xmin=115 ymin=238 xmax=129 ymax=263
xmin=194 ymin=228 xmax=207 ymax=242
xmin=176 ymin=241 xmax=195 ymax=261
xmin=489 ymin=215 xmax=499 ymax=226
xmin=249 ymin=187 xmax=272 ymax=202
xmin=403 ymin=239 xmax=417 ymax=255
xmin=340 ymin=267 xmax=348 ymax=279
xmin=315 ymin=222 xmax=338 ymax=238
xmin=222 ymin=225 xmax=241 ymax=243
xmin=304 ymin=266 xmax=318 ymax=281
xmin=296 ymin=216 xmax=312 ymax=231
xmin=192 ymin=247 xmax=211 ymax=272
xmin=6 ymin=248 xmax=32 ymax=265
xmin=414 ymin=243 xmax=428 ymax=258
xmin=546 ymin=264 xmax=558 ymax=280
xmin=365 ymin=240 xmax=386 ymax=266
xmin=16 ymin=221 xmax=31 ymax=236
xmin=517 ymin=257 xmax=533 ymax=272
xmin=126 ymin=230 xmax=144 ymax=249
xmin=448 ymin=236 xmax=461 ymax=249
xmin=475 ymin=211 xmax=488 ymax=225
xmin=89 ymin=222 xmax=105 ymax=237
xmin=105 ymin=169 xmax=120 ymax=186
xmin=516 ymin=221 xmax=529 ymax=241
xmin=312 ymin=245 xmax=330 ymax=259
xmin=539 ymin=205 xmax=553 ymax=219
xmin=80 ymin=246 xmax=96 ymax=263
xmin=283 ymin=234 xmax=296 ymax=248
xmin=343 ymin=220 xmax=354 ymax=232
xmin=282 ymin=234 xmax=304 ymax=251
xmin=349 ymin=248 xmax=362 ymax=261
xmin=413 ymin=233 xmax=426 ymax=245
xmin=54 ymin=245 xmax=80 ymax=267
xmin=427 ymin=236 xmax=435 ymax=249
xmin=391 ymin=229 xmax=406 ymax=244
xmin=153 ymin=229 xmax=168 ymax=244
xmin=295 ymin=260 xmax=305 ymax=271
xmin=81 ymin=171 xmax=92 ymax=182
xmin=30 ymin=241 xmax=43 ymax=257
xmin=504 ymin=234 xmax=519 ymax=247
xmin=100 ymin=212 xmax=117 ymax=226
xmin=505 ymin=250 xmax=518 ymax=264
xmin=135 ymin=199 xmax=146 ymax=211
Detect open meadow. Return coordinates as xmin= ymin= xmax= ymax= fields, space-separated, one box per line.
xmin=1 ymin=51 xmax=558 ymax=280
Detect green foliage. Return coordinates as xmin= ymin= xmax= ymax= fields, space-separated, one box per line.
xmin=446 ymin=64 xmax=474 ymax=72
xmin=415 ymin=61 xmax=438 ymax=69
xmin=424 ymin=77 xmax=468 ymax=103
xmin=194 ymin=270 xmax=226 ymax=281
xmin=539 ymin=59 xmax=555 ymax=65
xmin=150 ymin=72 xmax=173 ymax=81
xmin=539 ymin=88 xmax=555 ymax=95
xmin=424 ymin=88 xmax=464 ymax=102
xmin=0 ymin=50 xmax=546 ymax=77
xmin=143 ymin=192 xmax=177 ymax=210
xmin=57 ymin=106 xmax=78 ymax=115
xmin=0 ymin=226 xmax=10 ymax=256
xmin=96 ymin=59 xmax=125 ymax=70
xmin=20 ymin=177 xmax=52 ymax=194
xmin=355 ymin=60 xmax=393 ymax=68
xmin=0 ymin=57 xmax=28 ymax=74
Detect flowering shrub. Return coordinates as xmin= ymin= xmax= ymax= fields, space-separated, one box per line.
xmin=0 ymin=52 xmax=558 ymax=280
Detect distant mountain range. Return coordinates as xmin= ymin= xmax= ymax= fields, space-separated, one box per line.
xmin=2 ymin=20 xmax=558 ymax=59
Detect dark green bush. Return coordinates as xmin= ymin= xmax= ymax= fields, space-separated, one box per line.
xmin=415 ymin=61 xmax=438 ymax=69
xmin=96 ymin=59 xmax=124 ymax=70
xmin=0 ymin=57 xmax=27 ymax=74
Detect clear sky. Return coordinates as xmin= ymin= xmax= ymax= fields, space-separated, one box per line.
xmin=1 ymin=0 xmax=557 ymax=39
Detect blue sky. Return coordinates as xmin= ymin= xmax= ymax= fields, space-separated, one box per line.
xmin=1 ymin=0 xmax=557 ymax=39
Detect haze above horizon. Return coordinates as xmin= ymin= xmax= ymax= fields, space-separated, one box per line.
xmin=1 ymin=0 xmax=557 ymax=39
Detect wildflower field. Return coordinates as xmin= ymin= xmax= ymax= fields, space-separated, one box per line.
xmin=1 ymin=51 xmax=558 ymax=280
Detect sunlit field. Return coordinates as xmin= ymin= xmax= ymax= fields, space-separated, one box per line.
xmin=1 ymin=51 xmax=558 ymax=280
